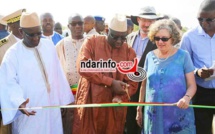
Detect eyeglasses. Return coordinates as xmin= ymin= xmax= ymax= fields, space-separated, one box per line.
xmin=198 ymin=18 xmax=215 ymax=23
xmin=154 ymin=36 xmax=171 ymax=42
xmin=70 ymin=22 xmax=84 ymax=26
xmin=23 ymin=31 xmax=42 ymax=38
xmin=109 ymin=33 xmax=127 ymax=41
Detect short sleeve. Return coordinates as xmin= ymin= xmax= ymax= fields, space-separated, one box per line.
xmin=180 ymin=33 xmax=191 ymax=52
xmin=184 ymin=51 xmax=195 ymax=74
xmin=143 ymin=52 xmax=150 ymax=72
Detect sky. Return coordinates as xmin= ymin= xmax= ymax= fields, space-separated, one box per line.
xmin=0 ymin=0 xmax=204 ymax=29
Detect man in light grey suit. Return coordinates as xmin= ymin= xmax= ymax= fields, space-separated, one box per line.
xmin=125 ymin=6 xmax=159 ymax=134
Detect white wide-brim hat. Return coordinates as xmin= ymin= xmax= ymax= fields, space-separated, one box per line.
xmin=131 ymin=6 xmax=159 ymax=25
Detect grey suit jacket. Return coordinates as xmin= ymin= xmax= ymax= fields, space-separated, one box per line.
xmin=127 ymin=31 xmax=157 ymax=67
xmin=126 ymin=30 xmax=157 ymax=101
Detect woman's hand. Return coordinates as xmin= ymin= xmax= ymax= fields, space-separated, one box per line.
xmin=136 ymin=106 xmax=143 ymax=127
xmin=176 ymin=96 xmax=190 ymax=109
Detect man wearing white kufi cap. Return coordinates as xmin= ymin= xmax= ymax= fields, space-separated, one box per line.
xmin=72 ymin=14 xmax=138 ymax=134
xmin=0 ymin=9 xmax=26 ymax=134
xmin=0 ymin=12 xmax=74 ymax=134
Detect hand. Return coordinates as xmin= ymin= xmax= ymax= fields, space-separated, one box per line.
xmin=198 ymin=68 xmax=214 ymax=79
xmin=112 ymin=96 xmax=122 ymax=103
xmin=19 ymin=98 xmax=36 ymax=116
xmin=111 ymin=80 xmax=126 ymax=95
xmin=136 ymin=107 xmax=143 ymax=127
xmin=176 ymin=96 xmax=190 ymax=109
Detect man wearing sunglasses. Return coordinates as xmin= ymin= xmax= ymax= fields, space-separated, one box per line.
xmin=181 ymin=0 xmax=215 ymax=133
xmin=56 ymin=13 xmax=84 ymax=134
xmin=126 ymin=6 xmax=159 ymax=134
xmin=0 ymin=8 xmax=25 ymax=134
xmin=0 ymin=12 xmax=73 ymax=134
xmin=72 ymin=14 xmax=138 ymax=134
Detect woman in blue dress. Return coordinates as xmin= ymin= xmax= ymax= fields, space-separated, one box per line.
xmin=136 ymin=19 xmax=196 ymax=134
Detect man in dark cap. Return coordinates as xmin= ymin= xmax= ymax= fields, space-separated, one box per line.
xmin=94 ymin=15 xmax=106 ymax=35
xmin=0 ymin=9 xmax=25 ymax=64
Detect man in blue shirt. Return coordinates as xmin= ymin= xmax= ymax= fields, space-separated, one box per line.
xmin=40 ymin=12 xmax=63 ymax=45
xmin=54 ymin=22 xmax=63 ymax=35
xmin=181 ymin=0 xmax=215 ymax=133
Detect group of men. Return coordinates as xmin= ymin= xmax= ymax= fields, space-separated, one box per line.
xmin=0 ymin=0 xmax=215 ymax=133
xmin=0 ymin=8 xmax=137 ymax=134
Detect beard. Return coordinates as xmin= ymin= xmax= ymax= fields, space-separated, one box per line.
xmin=140 ymin=29 xmax=148 ymax=34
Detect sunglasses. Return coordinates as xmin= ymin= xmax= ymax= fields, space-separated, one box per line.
xmin=154 ymin=36 xmax=171 ymax=42
xmin=198 ymin=18 xmax=215 ymax=23
xmin=110 ymin=33 xmax=127 ymax=41
xmin=23 ymin=31 xmax=42 ymax=38
xmin=70 ymin=22 xmax=84 ymax=26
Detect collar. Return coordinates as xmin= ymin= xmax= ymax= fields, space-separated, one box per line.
xmin=196 ymin=25 xmax=215 ymax=38
xmin=197 ymin=25 xmax=207 ymax=36
xmin=71 ymin=37 xmax=85 ymax=42
xmin=42 ymin=32 xmax=55 ymax=38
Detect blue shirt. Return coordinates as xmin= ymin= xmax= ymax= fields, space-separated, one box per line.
xmin=144 ymin=49 xmax=196 ymax=133
xmin=180 ymin=25 xmax=215 ymax=88
xmin=42 ymin=32 xmax=63 ymax=45
xmin=132 ymin=33 xmax=149 ymax=62
xmin=0 ymin=29 xmax=9 ymax=40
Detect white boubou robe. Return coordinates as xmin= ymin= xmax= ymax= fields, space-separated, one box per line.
xmin=0 ymin=38 xmax=74 ymax=134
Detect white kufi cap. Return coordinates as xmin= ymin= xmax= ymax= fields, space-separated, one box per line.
xmin=109 ymin=14 xmax=127 ymax=32
xmin=20 ymin=12 xmax=40 ymax=28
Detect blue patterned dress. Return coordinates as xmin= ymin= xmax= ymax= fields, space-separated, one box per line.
xmin=143 ymin=49 xmax=196 ymax=134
